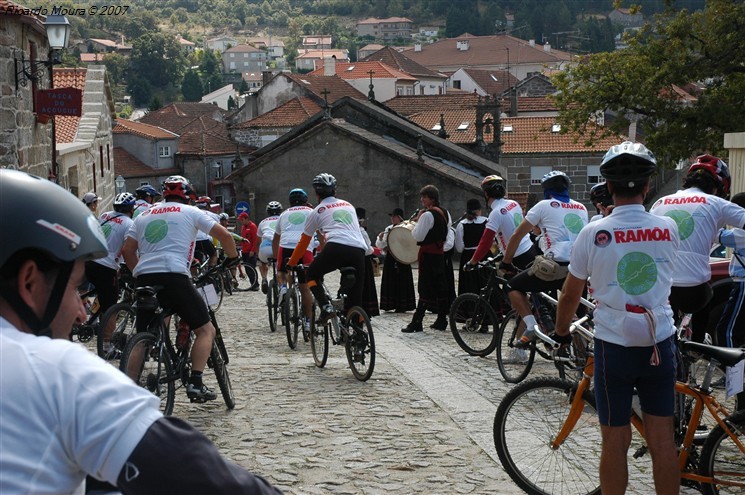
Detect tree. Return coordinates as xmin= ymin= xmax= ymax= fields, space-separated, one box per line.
xmin=128 ymin=76 xmax=152 ymax=107
xmin=149 ymin=96 xmax=162 ymax=112
xmin=102 ymin=53 xmax=128 ymax=86
xmin=129 ymin=33 xmax=186 ymax=90
xmin=181 ymin=70 xmax=203 ymax=101
xmin=227 ymin=96 xmax=236 ymax=110
xmin=552 ymin=0 xmax=745 ymax=164
xmin=238 ymin=78 xmax=249 ymax=94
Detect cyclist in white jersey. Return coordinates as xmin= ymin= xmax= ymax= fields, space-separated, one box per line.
xmin=287 ymin=173 xmax=367 ymax=324
xmin=133 ymin=184 xmax=160 ymax=218
xmin=194 ymin=196 xmax=221 ymax=270
xmin=501 ymin=170 xmax=589 ymax=347
xmin=554 ymin=141 xmax=680 ymax=495
xmin=589 ymin=181 xmax=613 ymax=223
xmin=0 ymin=169 xmax=280 ymax=495
xmin=650 ymin=154 xmax=745 ymax=341
xmin=122 ymin=176 xmax=239 ymax=402
xmin=257 ymin=201 xmax=283 ymax=293
xmin=274 ymin=189 xmax=315 ymax=331
xmin=85 ymin=192 xmax=136 ymax=357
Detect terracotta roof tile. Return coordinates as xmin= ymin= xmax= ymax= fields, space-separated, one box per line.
xmin=113 ymin=119 xmax=179 ymax=140
xmin=138 ymin=102 xmax=227 ymax=134
xmin=385 ymin=94 xmax=480 ymax=117
xmin=231 ymin=97 xmax=321 ymax=129
xmin=296 ymin=49 xmax=349 ymax=60
xmin=80 ymin=53 xmax=105 ymax=63
xmin=357 ymin=17 xmax=412 ymax=24
xmin=113 ymin=147 xmax=179 ymax=178
xmin=224 ymin=44 xmax=261 ymax=53
xmin=52 ymin=68 xmax=88 ymax=144
xmin=309 ymin=61 xmax=416 ymax=81
xmin=285 ymin=73 xmax=366 ymax=102
xmin=515 ymin=96 xmax=558 ymax=112
xmin=1 ymin=1 xmax=45 ymax=33
xmin=460 ymin=68 xmax=518 ymax=95
xmin=177 ymin=117 xmax=253 ymax=155
xmin=360 ymin=46 xmax=445 ymax=78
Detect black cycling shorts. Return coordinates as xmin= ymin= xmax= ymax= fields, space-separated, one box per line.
xmin=136 ymin=273 xmax=211 ymax=330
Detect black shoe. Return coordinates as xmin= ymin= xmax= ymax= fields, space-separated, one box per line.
xmin=402 ymin=322 xmax=423 ymax=333
xmin=186 ymin=383 xmax=217 ymax=402
xmin=315 ymin=304 xmax=335 ymax=325
xmin=430 ymin=318 xmax=447 ymax=331
xmin=261 ymin=280 xmax=268 ymax=294
xmin=249 ymin=284 xmax=260 ymax=292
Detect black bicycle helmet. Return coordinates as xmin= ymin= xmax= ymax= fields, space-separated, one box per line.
xmin=541 ymin=170 xmax=571 ymax=190
xmin=0 ymin=169 xmax=107 ymax=334
xmin=288 ymin=188 xmax=308 ymax=206
xmin=135 ymin=184 xmax=159 ymax=199
xmin=600 ymin=141 xmax=657 ymax=184
xmin=267 ymin=201 xmax=283 ymax=216
xmin=312 ymin=173 xmax=337 ymax=197
xmin=589 ymin=182 xmax=612 ymax=208
xmin=481 ymin=174 xmax=506 ymax=199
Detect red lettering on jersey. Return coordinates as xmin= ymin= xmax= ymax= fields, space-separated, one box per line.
xmin=102 ymin=214 xmax=123 ymax=224
xmin=663 ymin=196 xmax=706 ymax=205
xmin=560 ymin=203 xmax=586 ymax=210
xmin=150 ymin=206 xmax=182 ymax=214
xmin=504 ymin=202 xmax=517 ymax=212
xmin=614 ymin=228 xmax=672 ymax=243
xmin=326 ymin=201 xmax=350 ymax=209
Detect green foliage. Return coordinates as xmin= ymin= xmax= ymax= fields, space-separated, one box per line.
xmin=227 ymin=95 xmax=236 ymax=110
xmin=149 ymin=96 xmax=163 ymax=111
xmin=102 ymin=53 xmax=129 ymax=86
xmin=129 ymin=33 xmax=186 ymax=89
xmin=128 ymin=76 xmax=152 ymax=106
xmin=552 ymin=0 xmax=745 ymax=164
xmin=181 ymin=69 xmax=203 ymax=101
xmin=238 ymin=79 xmax=249 ymax=94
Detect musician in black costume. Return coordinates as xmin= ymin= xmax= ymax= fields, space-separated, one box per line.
xmin=454 ymin=198 xmax=488 ymax=295
xmin=376 ymin=208 xmax=416 ymax=312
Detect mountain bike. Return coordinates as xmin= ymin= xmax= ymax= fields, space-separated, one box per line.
xmin=265 ymin=259 xmax=280 ymax=332
xmin=306 ymin=266 xmax=375 ymax=381
xmin=283 ymin=265 xmax=308 ymax=349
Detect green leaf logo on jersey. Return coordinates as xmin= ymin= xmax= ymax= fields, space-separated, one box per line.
xmin=664 ymin=210 xmax=694 ymax=240
xmin=101 ymin=223 xmax=113 ymax=239
xmin=513 ymin=212 xmax=523 ymax=228
xmin=333 ymin=210 xmax=354 ymax=225
xmin=144 ymin=219 xmax=168 ymax=244
xmin=270 ymin=220 xmax=277 ymax=229
xmin=617 ymin=252 xmax=657 ymax=295
xmin=288 ymin=212 xmax=306 ymax=225
xmin=564 ymin=213 xmax=585 ymax=234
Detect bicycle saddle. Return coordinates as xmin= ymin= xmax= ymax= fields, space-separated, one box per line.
xmin=682 ymin=340 xmax=745 ymax=368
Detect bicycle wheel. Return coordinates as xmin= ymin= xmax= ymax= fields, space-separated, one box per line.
xmin=96 ymin=302 xmax=136 ymax=361
xmin=493 ymin=377 xmax=601 ymax=495
xmin=285 ymin=287 xmax=300 ymax=349
xmin=496 ymin=310 xmax=537 ymax=383
xmin=699 ymin=409 xmax=745 ymax=495
xmin=449 ymin=293 xmax=501 ymax=357
xmin=208 ymin=341 xmax=235 ymax=410
xmin=344 ymin=306 xmax=375 ymax=381
xmin=120 ymin=332 xmax=176 ymax=416
xmin=234 ymin=263 xmax=258 ymax=291
xmin=309 ymin=303 xmax=329 ymax=368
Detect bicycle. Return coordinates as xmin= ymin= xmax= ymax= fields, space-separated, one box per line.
xmin=119 ymin=266 xmax=234 ymax=415
xmin=283 ymin=264 xmax=308 ymax=349
xmin=232 ymin=259 xmax=259 ymax=292
xmin=448 ymin=256 xmax=512 ymax=357
xmin=265 ymin=259 xmax=280 ymax=333
xmin=306 ymin=266 xmax=376 ymax=381
xmin=493 ymin=319 xmax=745 ymax=495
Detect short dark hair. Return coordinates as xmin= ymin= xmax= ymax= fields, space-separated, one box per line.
xmin=683 ymin=171 xmax=719 ymax=195
xmin=419 ymin=184 xmax=439 ymax=204
xmin=608 ymin=177 xmax=649 ymax=200
xmin=731 ymin=192 xmax=745 ymax=209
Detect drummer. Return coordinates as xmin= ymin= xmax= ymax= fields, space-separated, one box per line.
xmin=376 ymin=208 xmax=416 ymax=312
xmin=402 ymin=185 xmax=452 ymax=333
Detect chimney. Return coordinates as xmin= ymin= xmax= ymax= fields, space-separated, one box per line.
xmin=456 ymin=40 xmax=469 ymax=51
xmin=628 ymin=121 xmax=637 ymax=141
xmin=323 ymin=55 xmax=336 ymax=76
xmin=529 ymin=39 xmax=535 ymax=47
xmin=414 ymin=42 xmax=422 ymax=52
xmin=262 ymin=70 xmax=273 ymax=86
xmin=510 ymin=87 xmax=518 ymax=117
xmin=544 ymin=43 xmax=551 ymax=53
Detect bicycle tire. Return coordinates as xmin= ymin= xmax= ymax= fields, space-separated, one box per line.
xmin=208 ymin=341 xmax=235 ymax=410
xmin=496 ymin=310 xmax=537 ymax=383
xmin=120 ymin=331 xmax=176 ymax=416
xmin=449 ymin=293 xmax=501 ymax=357
xmin=96 ymin=302 xmax=136 ymax=360
xmin=493 ymin=376 xmax=601 ymax=495
xmin=267 ymin=279 xmax=279 ymax=332
xmin=285 ymin=287 xmax=300 ymax=349
xmin=310 ymin=303 xmax=329 ymax=368
xmin=344 ymin=306 xmax=375 ymax=381
xmin=699 ymin=409 xmax=745 ymax=495
xmin=234 ymin=263 xmax=258 ymax=291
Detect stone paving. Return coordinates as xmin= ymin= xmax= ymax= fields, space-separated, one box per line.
xmin=118 ymin=272 xmax=707 ymax=494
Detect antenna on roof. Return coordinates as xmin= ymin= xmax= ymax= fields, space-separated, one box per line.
xmin=320 ymin=88 xmax=331 ymax=119
xmin=367 ymin=69 xmax=376 ymax=101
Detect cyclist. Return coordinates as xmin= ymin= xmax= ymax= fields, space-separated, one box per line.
xmin=133 ymin=184 xmax=160 ymax=218
xmin=0 ymin=169 xmax=280 ymax=494
xmin=121 ymin=176 xmax=240 ymax=402
xmin=85 ymin=191 xmax=136 ymax=358
xmin=82 ymin=191 xmax=101 ymax=213
xmin=194 ymin=196 xmax=220 ymax=270
xmin=257 ymin=201 xmax=283 ymax=294
xmin=589 ymin=181 xmax=613 ymax=222
xmin=714 ymin=192 xmax=745 ymax=350
xmin=650 ymin=154 xmax=745 ymax=341
xmin=286 ymin=173 xmax=367 ymax=325
xmin=274 ymin=189 xmax=315 ymax=333
xmin=500 ymin=170 xmax=588 ymax=347
xmin=554 ymin=141 xmax=680 ymax=495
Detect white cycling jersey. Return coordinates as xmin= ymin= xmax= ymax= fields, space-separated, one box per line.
xmin=92 ymin=211 xmax=133 ymax=270
xmin=126 ymin=202 xmax=217 ymax=276
xmin=275 ymin=205 xmax=314 ymax=250
xmin=133 ymin=199 xmax=151 ymax=218
xmin=303 ymin=197 xmax=367 ymax=250
xmin=486 ymin=197 xmax=533 ymax=257
xmin=525 ymin=198 xmax=588 ymax=262
xmin=650 ymin=187 xmax=745 ymax=286
xmin=257 ymin=215 xmax=280 ymax=262
xmin=196 ymin=210 xmax=221 ymax=242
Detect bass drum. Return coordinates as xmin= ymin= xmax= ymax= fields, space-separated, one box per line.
xmin=387 ymin=221 xmax=419 ymax=265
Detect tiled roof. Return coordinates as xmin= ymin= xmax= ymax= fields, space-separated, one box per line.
xmin=460 ymin=68 xmax=518 ymax=95
xmin=403 ymin=34 xmax=571 ymax=69
xmin=360 ymin=46 xmax=445 ymax=78
xmin=408 ymin=112 xmax=622 ymax=152
xmin=80 ymin=53 xmax=105 ymax=63
xmin=177 ymin=116 xmax=253 ymax=156
xmin=285 ymin=73 xmax=367 ymax=102
xmin=296 ymin=49 xmax=349 ymax=60
xmin=112 ymin=147 xmax=180 ymax=177
xmin=309 ymin=61 xmax=417 ymax=81
xmin=357 ymin=17 xmax=412 ymax=24
xmin=515 ymin=97 xmax=558 ymax=112
xmin=385 ymin=94 xmax=480 ymax=117
xmin=359 ymin=44 xmax=385 ymax=52
xmin=224 ymin=44 xmax=260 ymax=53
xmin=1 ymin=1 xmax=45 ymax=33
xmin=231 ymin=97 xmax=321 ymax=129
xmin=52 ymin=68 xmax=88 ymax=144
xmin=302 ymin=35 xmax=332 ymax=44
xmin=177 ymin=36 xmax=195 ymax=46
xmin=138 ymin=102 xmax=228 ymax=134
xmin=113 ymin=119 xmax=179 ymax=140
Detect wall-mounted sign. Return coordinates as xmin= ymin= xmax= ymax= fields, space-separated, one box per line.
xmin=36 ymin=87 xmax=82 ymax=117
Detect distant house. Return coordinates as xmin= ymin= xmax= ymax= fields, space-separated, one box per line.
xmin=302 ymin=35 xmax=332 ymax=50
xmin=295 ymin=49 xmax=349 ymax=72
xmin=86 ymin=38 xmax=131 ymax=54
xmin=222 ymin=44 xmax=268 ymax=74
xmin=361 ymin=46 xmax=449 ymax=96
xmin=230 ymin=97 xmax=322 ymax=149
xmin=112 ymin=119 xmax=180 ymax=192
xmin=356 ymin=17 xmax=413 ymax=41
xmin=608 ymin=8 xmax=644 ymax=28
xmin=248 ymin=36 xmax=285 ymax=59
xmin=418 ymin=26 xmax=440 ymax=38
xmin=177 ymin=36 xmax=195 ymax=54
xmin=357 ymin=44 xmax=385 ymax=60
xmin=241 ymin=72 xmax=264 ymax=93
xmin=447 ymin=68 xmax=518 ymax=95
xmin=80 ymin=53 xmax=105 ymax=63
xmin=309 ymin=59 xmax=417 ymax=101
xmin=207 ymin=35 xmax=237 ymax=52
xmin=201 ymin=84 xmax=236 ymax=110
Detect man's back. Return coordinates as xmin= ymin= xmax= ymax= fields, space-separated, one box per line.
xmin=525 ymin=198 xmax=588 ymax=262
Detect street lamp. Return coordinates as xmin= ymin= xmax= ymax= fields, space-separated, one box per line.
xmin=115 ymin=175 xmax=126 ymax=193
xmin=14 ymin=14 xmax=71 ymax=89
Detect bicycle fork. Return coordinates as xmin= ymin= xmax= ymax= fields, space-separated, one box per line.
xmin=551 ymin=359 xmax=594 ymax=449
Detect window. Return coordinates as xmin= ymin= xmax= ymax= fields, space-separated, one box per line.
xmin=215 ymin=195 xmax=224 ymax=208
xmin=531 ymin=166 xmax=552 ymax=185
xmin=452 ymin=80 xmax=461 ymax=90
xmin=431 ymin=123 xmax=441 ymax=131
xmin=457 ymin=122 xmax=469 ymax=130
xmin=551 ymin=124 xmax=561 ymax=133
xmin=502 ymin=124 xmax=514 ymax=133
xmin=159 ymin=146 xmax=171 ymax=157
xmin=587 ymin=165 xmax=601 ymax=184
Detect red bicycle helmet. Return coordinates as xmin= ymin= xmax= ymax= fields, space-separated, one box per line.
xmin=688 ymin=154 xmax=730 ymax=198
xmin=162 ymin=175 xmax=196 ymax=201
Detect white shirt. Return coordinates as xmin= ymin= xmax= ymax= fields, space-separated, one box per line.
xmin=525 ymin=198 xmax=588 ymax=262
xmin=360 ymin=226 xmax=374 ymax=255
xmin=303 ymin=197 xmax=367 ymax=251
xmin=257 ymin=215 xmax=280 ymax=249
xmin=650 ymin=187 xmax=745 ymax=286
xmin=485 ymin=197 xmax=533 ymax=257
xmin=569 ymin=205 xmax=679 ymax=346
xmin=195 ymin=210 xmax=221 ymax=241
xmin=376 ymin=224 xmax=394 ymax=251
xmin=275 ymin=205 xmax=314 ymax=250
xmin=412 ymin=209 xmax=452 ymax=243
xmin=126 ymin=201 xmax=217 ymax=276
xmin=454 ymin=216 xmax=487 ymax=252
xmin=133 ymin=199 xmax=151 ymax=218
xmin=93 ymin=211 xmax=133 ymax=270
xmin=0 ymin=317 xmax=162 ymax=494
